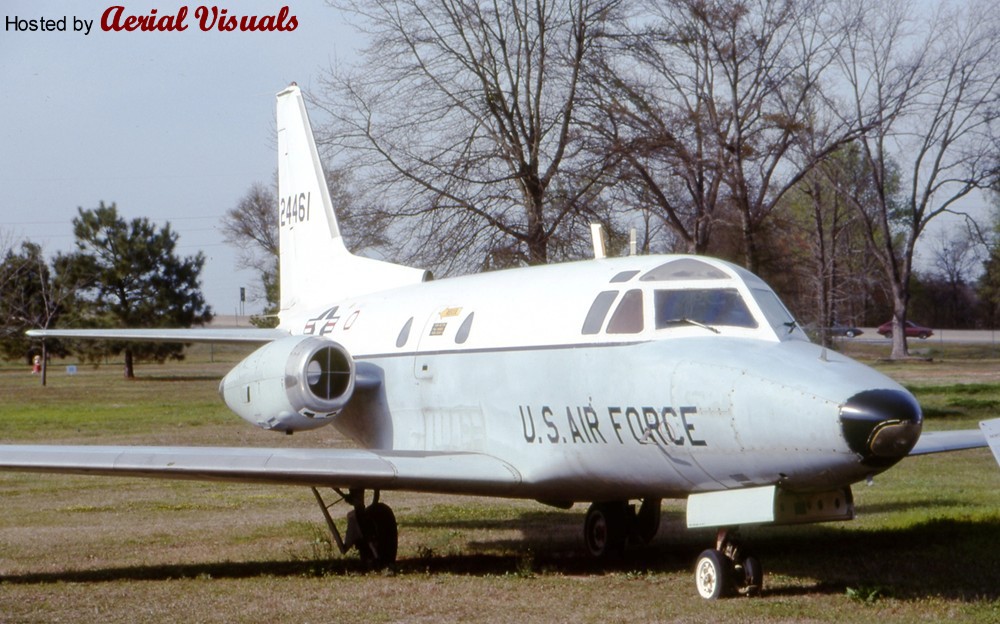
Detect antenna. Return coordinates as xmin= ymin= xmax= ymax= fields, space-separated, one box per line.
xmin=590 ymin=224 xmax=607 ymax=259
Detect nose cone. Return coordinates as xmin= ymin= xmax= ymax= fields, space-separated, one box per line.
xmin=840 ymin=389 xmax=923 ymax=466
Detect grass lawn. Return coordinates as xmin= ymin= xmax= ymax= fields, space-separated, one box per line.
xmin=0 ymin=343 xmax=998 ymax=623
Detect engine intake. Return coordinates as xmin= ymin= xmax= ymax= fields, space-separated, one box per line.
xmin=219 ymin=335 xmax=356 ymax=432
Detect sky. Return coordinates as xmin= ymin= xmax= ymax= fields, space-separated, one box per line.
xmin=2 ymin=2 xmax=992 ymax=322
xmin=1 ymin=1 xmax=360 ymax=317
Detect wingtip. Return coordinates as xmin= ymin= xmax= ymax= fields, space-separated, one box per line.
xmin=980 ymin=419 xmax=1000 ymax=467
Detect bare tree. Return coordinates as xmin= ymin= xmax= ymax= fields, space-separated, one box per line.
xmin=784 ymin=144 xmax=886 ymax=344
xmin=222 ymin=167 xmax=392 ymax=323
xmin=318 ymin=0 xmax=622 ymax=273
xmin=909 ymin=227 xmax=982 ymax=329
xmin=978 ymin=200 xmax=1000 ymax=330
xmin=930 ymin=227 xmax=982 ymax=290
xmin=221 ymin=182 xmax=280 ymax=325
xmin=831 ymin=0 xmax=1000 ymax=358
xmin=594 ymin=0 xmax=858 ymax=269
xmin=0 ymin=240 xmax=81 ymax=384
xmin=222 ymin=182 xmax=278 ymax=278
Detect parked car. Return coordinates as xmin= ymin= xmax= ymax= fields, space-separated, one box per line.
xmin=877 ymin=320 xmax=933 ymax=339
xmin=828 ymin=324 xmax=863 ymax=338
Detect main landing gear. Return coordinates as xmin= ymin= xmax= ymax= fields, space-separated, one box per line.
xmin=583 ymin=498 xmax=662 ymax=558
xmin=694 ymin=528 xmax=762 ymax=599
xmin=311 ymin=487 xmax=398 ymax=568
xmin=582 ymin=502 xmax=762 ymax=599
xmin=308 ymin=492 xmax=761 ymax=598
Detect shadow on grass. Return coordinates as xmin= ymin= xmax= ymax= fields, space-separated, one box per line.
xmin=2 ymin=515 xmax=997 ymax=601
xmin=740 ymin=517 xmax=1000 ymax=600
xmin=0 ymin=559 xmax=345 ymax=585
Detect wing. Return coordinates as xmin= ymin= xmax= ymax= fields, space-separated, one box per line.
xmin=0 ymin=445 xmax=522 ymax=496
xmin=26 ymin=327 xmax=289 ymax=344
xmin=908 ymin=419 xmax=999 ymax=458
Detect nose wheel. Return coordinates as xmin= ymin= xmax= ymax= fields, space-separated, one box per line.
xmin=694 ymin=528 xmax=763 ymax=599
xmin=694 ymin=549 xmax=730 ymax=599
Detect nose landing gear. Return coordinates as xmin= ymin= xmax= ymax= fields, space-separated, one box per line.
xmin=695 ymin=528 xmax=762 ymax=599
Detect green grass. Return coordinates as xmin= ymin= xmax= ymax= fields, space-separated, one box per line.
xmin=0 ymin=348 xmax=998 ymax=622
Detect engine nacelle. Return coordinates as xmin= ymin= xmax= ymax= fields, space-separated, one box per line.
xmin=219 ymin=335 xmax=356 ymax=433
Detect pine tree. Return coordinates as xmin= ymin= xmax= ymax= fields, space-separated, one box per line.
xmin=56 ymin=202 xmax=212 ymax=378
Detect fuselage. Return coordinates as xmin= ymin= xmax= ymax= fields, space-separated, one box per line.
xmin=280 ymin=254 xmax=922 ymax=502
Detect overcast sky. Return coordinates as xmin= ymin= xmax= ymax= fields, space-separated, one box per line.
xmin=1 ymin=1 xmax=359 ymax=316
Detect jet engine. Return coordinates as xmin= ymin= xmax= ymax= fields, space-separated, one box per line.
xmin=219 ymin=335 xmax=356 ymax=433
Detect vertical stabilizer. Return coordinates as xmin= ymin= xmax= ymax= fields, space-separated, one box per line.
xmin=275 ymin=85 xmax=428 ymax=325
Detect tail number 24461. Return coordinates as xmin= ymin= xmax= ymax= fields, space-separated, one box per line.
xmin=280 ymin=192 xmax=311 ymax=228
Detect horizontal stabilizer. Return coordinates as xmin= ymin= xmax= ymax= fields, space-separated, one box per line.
xmin=26 ymin=327 xmax=288 ymax=344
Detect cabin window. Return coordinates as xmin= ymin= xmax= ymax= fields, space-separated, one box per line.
xmin=654 ymin=289 xmax=757 ymax=329
xmin=395 ymin=317 xmax=414 ymax=348
xmin=607 ymin=289 xmax=644 ymax=334
xmin=581 ymin=291 xmax=618 ymax=335
xmin=455 ymin=312 xmax=475 ymax=344
xmin=640 ymin=258 xmax=728 ymax=282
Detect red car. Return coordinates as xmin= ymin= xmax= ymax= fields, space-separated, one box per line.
xmin=877 ymin=320 xmax=933 ymax=339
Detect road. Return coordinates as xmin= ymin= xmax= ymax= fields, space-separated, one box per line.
xmin=851 ymin=328 xmax=1000 ymax=345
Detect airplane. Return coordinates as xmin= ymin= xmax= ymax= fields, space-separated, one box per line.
xmin=4 ymin=84 xmax=999 ymax=600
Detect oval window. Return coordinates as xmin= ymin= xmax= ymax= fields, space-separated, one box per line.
xmin=396 ymin=317 xmax=414 ymax=348
xmin=455 ymin=312 xmax=475 ymax=344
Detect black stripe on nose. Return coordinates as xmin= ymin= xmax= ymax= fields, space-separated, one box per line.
xmin=840 ymin=389 xmax=923 ymax=466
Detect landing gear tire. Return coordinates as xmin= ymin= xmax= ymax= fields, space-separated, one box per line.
xmin=695 ymin=549 xmax=731 ymax=600
xmin=358 ymin=501 xmax=398 ymax=568
xmin=584 ymin=502 xmax=628 ymax=558
xmin=693 ymin=528 xmax=764 ymax=599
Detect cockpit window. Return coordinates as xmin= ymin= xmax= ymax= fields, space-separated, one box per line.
xmin=610 ymin=270 xmax=640 ymax=283
xmin=582 ymin=290 xmax=618 ymax=335
xmin=654 ymin=289 xmax=757 ymax=329
xmin=607 ymin=289 xmax=644 ymax=334
xmin=752 ymin=288 xmax=803 ymax=338
xmin=640 ymin=258 xmax=729 ymax=282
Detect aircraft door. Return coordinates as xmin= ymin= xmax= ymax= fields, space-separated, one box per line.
xmin=409 ymin=305 xmax=486 ymax=452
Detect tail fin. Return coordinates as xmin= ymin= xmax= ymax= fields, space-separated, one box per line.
xmin=275 ymin=85 xmax=428 ymax=324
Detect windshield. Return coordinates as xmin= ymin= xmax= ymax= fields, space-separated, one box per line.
xmin=654 ymin=289 xmax=757 ymax=330
xmin=752 ymin=288 xmax=805 ymax=340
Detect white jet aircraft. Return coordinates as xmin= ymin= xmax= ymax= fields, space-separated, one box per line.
xmin=5 ymin=85 xmax=1000 ymax=600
